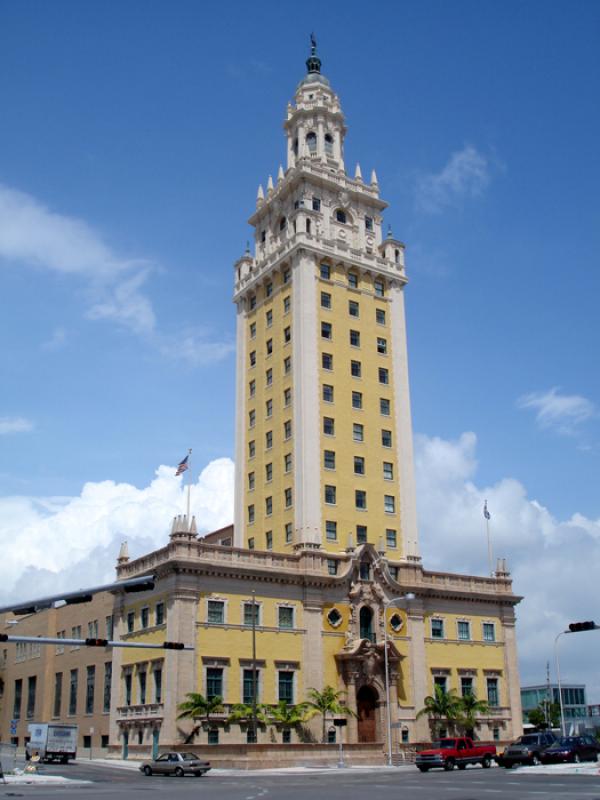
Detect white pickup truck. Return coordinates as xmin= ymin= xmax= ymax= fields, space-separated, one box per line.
xmin=26 ymin=723 xmax=78 ymax=763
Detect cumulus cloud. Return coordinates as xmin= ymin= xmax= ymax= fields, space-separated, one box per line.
xmin=158 ymin=328 xmax=236 ymax=366
xmin=0 ymin=458 xmax=234 ymax=606
xmin=0 ymin=416 xmax=34 ymax=435
xmin=518 ymin=387 xmax=596 ymax=435
xmin=416 ymin=145 xmax=491 ymax=213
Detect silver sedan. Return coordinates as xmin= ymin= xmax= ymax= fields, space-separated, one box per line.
xmin=139 ymin=751 xmax=211 ymax=777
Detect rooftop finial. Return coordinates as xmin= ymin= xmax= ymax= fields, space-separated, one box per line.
xmin=306 ymin=33 xmax=321 ymax=74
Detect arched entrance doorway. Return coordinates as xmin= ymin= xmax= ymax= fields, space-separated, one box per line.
xmin=356 ymin=685 xmax=379 ymax=742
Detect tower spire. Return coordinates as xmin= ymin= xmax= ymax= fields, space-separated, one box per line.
xmin=306 ymin=33 xmax=321 ymax=75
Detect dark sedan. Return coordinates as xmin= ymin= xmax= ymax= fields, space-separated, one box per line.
xmin=540 ymin=736 xmax=600 ymax=764
xmin=139 ymin=751 xmax=211 ymax=777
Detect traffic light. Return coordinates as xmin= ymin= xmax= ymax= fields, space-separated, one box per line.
xmin=568 ymin=621 xmax=598 ymax=633
xmin=124 ymin=578 xmax=155 ymax=593
xmin=163 ymin=641 xmax=186 ymax=650
xmin=0 ymin=634 xmax=7 ymax=642
xmin=85 ymin=638 xmax=109 ymax=647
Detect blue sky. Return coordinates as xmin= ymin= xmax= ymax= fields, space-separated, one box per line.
xmin=1 ymin=1 xmax=600 ymax=697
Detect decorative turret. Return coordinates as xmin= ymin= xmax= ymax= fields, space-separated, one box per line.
xmin=170 ymin=514 xmax=196 ymax=542
xmin=117 ymin=540 xmax=129 ymax=565
xmin=305 ymin=32 xmax=321 ymax=75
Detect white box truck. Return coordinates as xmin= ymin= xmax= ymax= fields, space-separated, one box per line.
xmin=26 ymin=723 xmax=78 ymax=763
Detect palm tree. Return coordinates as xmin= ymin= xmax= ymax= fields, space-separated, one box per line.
xmin=305 ymin=686 xmax=356 ymax=743
xmin=177 ymin=693 xmax=224 ymax=743
xmin=457 ymin=693 xmax=490 ymax=738
xmin=266 ymin=700 xmax=311 ymax=729
xmin=416 ymin=685 xmax=463 ymax=737
xmin=227 ymin=703 xmax=268 ymax=725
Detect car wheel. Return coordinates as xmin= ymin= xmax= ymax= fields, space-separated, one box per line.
xmin=531 ymin=754 xmax=541 ymax=766
xmin=504 ymin=763 xmax=513 ymax=769
xmin=174 ymin=766 xmax=184 ymax=777
xmin=193 ymin=771 xmax=204 ymax=777
xmin=444 ymin=758 xmax=455 ymax=771
xmin=143 ymin=766 xmax=152 ymax=776
xmin=482 ymin=755 xmax=492 ymax=769
xmin=417 ymin=766 xmax=429 ymax=773
xmin=457 ymin=763 xmax=466 ymax=770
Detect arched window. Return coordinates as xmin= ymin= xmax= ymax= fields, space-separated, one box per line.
xmin=324 ymin=133 xmax=334 ymax=155
xmin=394 ymin=249 xmax=400 ymax=264
xmin=279 ymin=216 xmax=287 ymax=231
xmin=293 ymin=138 xmax=298 ymax=157
xmin=306 ymin=132 xmax=317 ymax=154
xmin=359 ymin=606 xmax=374 ymax=642
xmin=306 ymin=218 xmax=311 ymax=235
xmin=335 ymin=209 xmax=347 ymax=224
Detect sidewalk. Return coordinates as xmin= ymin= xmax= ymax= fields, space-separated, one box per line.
xmin=89 ymin=757 xmax=414 ymax=775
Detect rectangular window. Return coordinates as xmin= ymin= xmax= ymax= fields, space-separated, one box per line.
xmin=322 ymin=353 xmax=333 ymax=370
xmin=278 ymin=671 xmax=294 ymax=704
xmin=354 ymin=455 xmax=365 ymax=475
xmin=283 ymin=729 xmax=292 ymax=744
xmin=349 ymin=300 xmax=360 ymax=317
xmin=13 ymin=679 xmax=22 ymax=720
xmin=55 ymin=630 xmax=65 ymax=655
xmin=349 ymin=329 xmax=360 ymax=347
xmin=265 ymin=496 xmax=272 ymax=515
xmin=278 ymin=607 xmax=294 ymax=629
xmin=250 ymin=350 xmax=256 ymax=367
xmin=458 ymin=621 xmax=471 ymax=641
xmin=88 ymin=619 xmax=98 ymax=638
xmin=380 ymin=398 xmax=390 ymax=416
xmin=312 ymin=196 xmax=321 ymax=211
xmin=320 ymin=263 xmax=330 ymax=280
xmin=53 ymin=672 xmax=62 ymax=718
xmin=386 ymin=529 xmax=397 ymax=548
xmin=284 ymin=453 xmax=292 ymax=472
xmin=244 ymin=602 xmax=259 ymax=627
xmin=265 ymin=399 xmax=272 ymax=417
xmin=377 ymin=337 xmax=387 ymax=354
xmin=323 ymin=384 xmax=334 ymax=402
xmin=284 ymin=387 xmax=292 ymax=406
xmin=283 ymin=295 xmax=291 ymax=313
xmin=284 ymin=326 xmax=291 ymax=344
xmin=383 ymin=462 xmax=394 ymax=480
xmin=249 ymin=409 xmax=256 ymax=428
xmin=69 ymin=669 xmax=78 ymax=715
xmin=321 ymin=321 xmax=332 ymax=339
xmin=265 ymin=462 xmax=273 ymax=482
xmin=379 ymin=367 xmax=389 ymax=384
xmin=248 ymin=537 xmax=255 ymax=549
xmin=348 ymin=272 xmax=358 ymax=288
xmin=153 ymin=666 xmax=161 ymax=705
xmin=266 ymin=368 xmax=273 ymax=386
xmin=284 ymin=420 xmax=292 ymax=439
xmin=376 ymin=308 xmax=386 ymax=325
xmin=359 ymin=562 xmax=371 ymax=580
xmin=431 ymin=619 xmax=444 ymax=639
xmin=248 ymin=471 xmax=255 ymax=491
xmin=374 ymin=279 xmax=385 ymax=297
xmin=351 ymin=360 xmax=362 ymax=378
xmin=285 ymin=487 xmax=293 ymax=508
xmin=352 ymin=391 xmax=362 ymax=409
xmin=356 ymin=525 xmax=367 ymax=544
xmin=127 ymin=612 xmax=135 ymax=633
xmin=285 ymin=522 xmax=293 ymax=543
xmin=326 ymin=520 xmax=337 ymax=541
xmin=487 ymin=678 xmax=499 ymax=707
xmin=265 ymin=531 xmax=273 ymax=549
xmin=266 ymin=309 xmax=273 ymax=327
xmin=382 ymin=429 xmax=392 ymax=447
xmin=243 ymin=669 xmax=258 ymax=705
xmin=250 ymin=322 xmax=256 ymax=338
xmin=355 ymin=490 xmax=367 ymax=510
xmin=461 ymin=677 xmax=473 ymax=697
xmin=483 ymin=622 xmax=496 ymax=642
xmin=141 ymin=607 xmax=149 ymax=629
xmin=248 ymin=504 xmax=255 ymax=524
xmin=71 ymin=624 xmax=82 ymax=648
xmin=249 ymin=294 xmax=256 ymax=310
xmin=321 ymin=291 xmax=331 ymax=309
xmin=206 ymin=668 xmax=223 ymax=701
xmin=283 ymin=269 xmax=290 ymax=284
xmin=324 ymin=485 xmax=337 ymax=505
xmin=434 ymin=675 xmax=447 ymax=694
xmin=265 ymin=430 xmax=272 ymax=449
xmin=284 ymin=356 xmax=291 ymax=374
xmin=104 ymin=663 xmax=112 ymax=712
xmin=265 ymin=281 xmax=273 ymax=298
xmin=249 ymin=379 xmax=256 ymax=398
xmin=323 ymin=416 xmax=335 ymax=435
xmin=26 ymin=676 xmax=36 ymax=719
xmin=324 ymin=450 xmax=336 ymax=470
xmin=208 ymin=729 xmax=219 ymax=745
xmin=384 ymin=495 xmax=395 ymax=514
xmin=155 ymin=603 xmax=164 ymax=626
xmin=389 ymin=565 xmax=399 ymax=580
xmin=266 ymin=338 xmax=273 ymax=355
xmin=85 ymin=666 xmax=95 ymax=714
xmin=353 ymin=423 xmax=364 ymax=442
xmin=365 ymin=216 xmax=373 ymax=231
xmin=249 ymin=440 xmax=255 ymax=458
xmin=327 ymin=559 xmax=338 ymax=575
xmin=208 ymin=600 xmax=225 ymax=624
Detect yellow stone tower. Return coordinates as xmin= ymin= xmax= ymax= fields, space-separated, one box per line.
xmin=234 ymin=40 xmax=420 ymax=561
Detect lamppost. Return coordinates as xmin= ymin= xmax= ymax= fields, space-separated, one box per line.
xmin=251 ymin=590 xmax=258 ymax=742
xmin=554 ymin=620 xmax=598 ymax=737
xmin=384 ymin=593 xmax=415 ymax=767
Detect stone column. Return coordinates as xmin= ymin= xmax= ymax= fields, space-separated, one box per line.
xmin=407 ymin=602 xmax=429 ymax=741
xmin=501 ymin=610 xmax=523 ymax=739
xmin=346 ymin=673 xmax=359 ymax=743
xmin=233 ymin=300 xmax=247 ymax=547
xmin=108 ymin=596 xmax=125 ymax=752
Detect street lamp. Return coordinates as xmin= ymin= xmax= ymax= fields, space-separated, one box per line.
xmin=384 ymin=593 xmax=415 ymax=767
xmin=554 ymin=620 xmax=599 ymax=736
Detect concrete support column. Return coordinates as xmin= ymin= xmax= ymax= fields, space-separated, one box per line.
xmin=501 ymin=612 xmax=523 ymax=739
xmin=407 ymin=603 xmax=429 ymax=741
xmin=346 ymin=674 xmax=359 ymax=743
xmin=108 ymin=597 xmax=125 ymax=750
xmin=233 ymin=301 xmax=247 ymax=547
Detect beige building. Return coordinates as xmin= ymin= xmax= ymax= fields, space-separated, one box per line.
xmin=0 ymin=43 xmax=523 ymax=762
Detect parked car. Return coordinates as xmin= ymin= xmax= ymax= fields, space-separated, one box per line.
xmin=415 ymin=737 xmax=496 ymax=772
xmin=497 ymin=732 xmax=557 ymax=768
xmin=540 ymin=736 xmax=600 ymax=764
xmin=139 ymin=752 xmax=211 ymax=777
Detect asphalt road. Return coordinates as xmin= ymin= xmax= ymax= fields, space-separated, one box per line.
xmin=3 ymin=763 xmax=600 ymax=800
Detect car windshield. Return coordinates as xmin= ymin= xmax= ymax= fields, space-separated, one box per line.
xmin=431 ymin=740 xmax=456 ymax=749
xmin=180 ymin=753 xmax=198 ymax=760
xmin=516 ymin=736 xmax=540 ymax=745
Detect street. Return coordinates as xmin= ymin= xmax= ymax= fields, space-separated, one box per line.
xmin=2 ymin=762 xmax=600 ymax=800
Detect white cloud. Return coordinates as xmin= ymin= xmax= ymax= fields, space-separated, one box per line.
xmin=416 ymin=145 xmax=491 ymax=213
xmin=41 ymin=326 xmax=68 ymax=352
xmin=518 ymin=387 xmax=596 ymax=435
xmin=0 ymin=416 xmax=34 ymax=435
xmin=87 ymin=269 xmax=156 ymax=336
xmin=159 ymin=328 xmax=236 ymax=366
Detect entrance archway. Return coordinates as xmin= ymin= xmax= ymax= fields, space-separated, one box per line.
xmin=356 ymin=685 xmax=379 ymax=742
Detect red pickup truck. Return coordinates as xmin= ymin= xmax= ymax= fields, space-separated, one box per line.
xmin=416 ymin=737 xmax=496 ymax=772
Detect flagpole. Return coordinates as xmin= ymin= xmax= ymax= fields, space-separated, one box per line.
xmin=186 ymin=448 xmax=192 ymax=526
xmin=485 ymin=499 xmax=494 ymax=577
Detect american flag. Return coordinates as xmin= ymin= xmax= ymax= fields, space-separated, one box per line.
xmin=175 ymin=456 xmax=189 ymax=476
xmin=483 ymin=501 xmax=491 ymax=520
